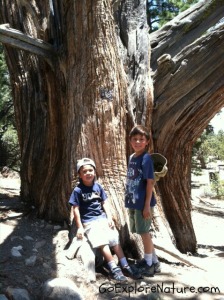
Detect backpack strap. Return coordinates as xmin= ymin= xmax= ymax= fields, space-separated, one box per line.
xmin=129 ymin=153 xmax=135 ymax=163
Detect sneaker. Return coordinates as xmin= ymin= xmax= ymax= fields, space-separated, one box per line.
xmin=154 ymin=261 xmax=161 ymax=273
xmin=111 ymin=266 xmax=128 ymax=282
xmin=135 ymin=259 xmax=154 ymax=277
xmin=122 ymin=265 xmax=142 ymax=280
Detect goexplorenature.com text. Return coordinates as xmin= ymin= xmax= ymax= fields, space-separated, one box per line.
xmin=99 ymin=282 xmax=221 ymax=297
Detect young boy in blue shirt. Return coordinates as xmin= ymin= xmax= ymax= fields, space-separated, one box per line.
xmin=69 ymin=158 xmax=140 ymax=282
xmin=125 ymin=125 xmax=161 ymax=276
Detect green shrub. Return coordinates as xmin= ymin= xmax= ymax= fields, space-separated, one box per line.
xmin=211 ymin=178 xmax=224 ymax=199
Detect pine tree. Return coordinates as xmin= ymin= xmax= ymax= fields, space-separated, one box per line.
xmin=0 ymin=44 xmax=19 ymax=169
xmin=147 ymin=0 xmax=199 ymax=32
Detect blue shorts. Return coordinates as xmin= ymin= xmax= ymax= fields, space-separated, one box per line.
xmin=128 ymin=208 xmax=154 ymax=234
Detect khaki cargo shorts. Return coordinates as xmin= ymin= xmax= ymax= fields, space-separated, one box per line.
xmin=83 ymin=218 xmax=119 ymax=248
xmin=128 ymin=208 xmax=154 ymax=234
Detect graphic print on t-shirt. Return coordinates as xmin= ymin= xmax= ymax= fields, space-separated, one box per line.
xmin=125 ymin=152 xmax=156 ymax=210
xmin=82 ymin=191 xmax=101 ymax=202
xmin=126 ymin=160 xmax=142 ymax=204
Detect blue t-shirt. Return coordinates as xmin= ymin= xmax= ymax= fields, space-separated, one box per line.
xmin=125 ymin=152 xmax=156 ymax=210
xmin=69 ymin=181 xmax=107 ymax=223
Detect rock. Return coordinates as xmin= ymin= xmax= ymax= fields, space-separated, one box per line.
xmin=11 ymin=236 xmax=23 ymax=241
xmin=35 ymin=240 xmax=46 ymax=249
xmin=25 ymin=255 xmax=37 ymax=266
xmin=77 ymin=241 xmax=96 ymax=282
xmin=11 ymin=245 xmax=23 ymax=257
xmin=24 ymin=275 xmax=35 ymax=285
xmin=65 ymin=236 xmax=97 ymax=282
xmin=147 ymin=292 xmax=163 ymax=300
xmin=42 ymin=278 xmax=84 ymax=300
xmin=24 ymin=236 xmax=34 ymax=241
xmin=45 ymin=224 xmax=53 ymax=229
xmin=53 ymin=225 xmax=62 ymax=230
xmin=43 ymin=262 xmax=51 ymax=269
xmin=65 ymin=237 xmax=85 ymax=260
xmin=6 ymin=287 xmax=31 ymax=300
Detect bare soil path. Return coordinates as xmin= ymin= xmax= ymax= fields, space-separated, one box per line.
xmin=0 ymin=175 xmax=224 ymax=300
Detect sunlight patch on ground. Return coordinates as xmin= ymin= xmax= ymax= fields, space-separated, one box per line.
xmin=0 ymin=178 xmax=21 ymax=192
xmin=0 ymin=223 xmax=16 ymax=244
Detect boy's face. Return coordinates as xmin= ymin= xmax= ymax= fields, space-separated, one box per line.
xmin=79 ymin=164 xmax=95 ymax=186
xmin=130 ymin=134 xmax=149 ymax=155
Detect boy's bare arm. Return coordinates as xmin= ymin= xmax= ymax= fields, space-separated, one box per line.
xmin=73 ymin=206 xmax=84 ymax=239
xmin=102 ymin=201 xmax=115 ymax=228
xmin=143 ymin=179 xmax=154 ymax=219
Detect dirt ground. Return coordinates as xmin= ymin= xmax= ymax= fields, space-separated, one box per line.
xmin=0 ymin=174 xmax=224 ymax=300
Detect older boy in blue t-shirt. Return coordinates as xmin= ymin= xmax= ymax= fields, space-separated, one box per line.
xmin=125 ymin=125 xmax=161 ymax=276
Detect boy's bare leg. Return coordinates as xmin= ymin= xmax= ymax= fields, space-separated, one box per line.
xmin=111 ymin=244 xmax=142 ymax=279
xmin=99 ymin=244 xmax=114 ymax=262
xmin=99 ymin=244 xmax=128 ymax=281
xmin=111 ymin=244 xmax=125 ymax=260
xmin=100 ymin=244 xmax=128 ymax=266
xmin=140 ymin=232 xmax=154 ymax=253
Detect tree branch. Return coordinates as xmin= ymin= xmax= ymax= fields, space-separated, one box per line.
xmin=152 ymin=25 xmax=224 ymax=143
xmin=0 ymin=24 xmax=56 ymax=67
xmin=150 ymin=0 xmax=224 ymax=71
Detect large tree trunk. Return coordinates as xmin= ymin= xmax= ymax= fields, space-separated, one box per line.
xmin=66 ymin=0 xmax=152 ymax=254
xmin=0 ymin=0 xmax=224 ymax=255
xmin=151 ymin=3 xmax=224 ymax=252
xmin=0 ymin=11 xmax=71 ymax=221
xmin=150 ymin=0 xmax=224 ymax=72
xmin=0 ymin=0 xmax=152 ymax=257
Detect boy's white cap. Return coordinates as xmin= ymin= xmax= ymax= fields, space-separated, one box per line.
xmin=76 ymin=158 xmax=96 ymax=172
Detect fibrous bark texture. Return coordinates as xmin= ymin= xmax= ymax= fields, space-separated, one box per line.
xmin=151 ymin=0 xmax=224 ymax=252
xmin=0 ymin=0 xmax=152 ymax=256
xmin=0 ymin=0 xmax=224 ymax=255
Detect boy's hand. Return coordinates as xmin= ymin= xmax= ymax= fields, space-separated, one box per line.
xmin=108 ymin=218 xmax=115 ymax=229
xmin=142 ymin=206 xmax=151 ymax=220
xmin=76 ymin=227 xmax=84 ymax=239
